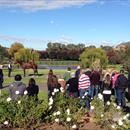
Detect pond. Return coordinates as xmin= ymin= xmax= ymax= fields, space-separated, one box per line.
xmin=38 ymin=65 xmax=77 ymax=70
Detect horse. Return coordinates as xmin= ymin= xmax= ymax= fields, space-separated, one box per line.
xmin=16 ymin=61 xmax=38 ymax=77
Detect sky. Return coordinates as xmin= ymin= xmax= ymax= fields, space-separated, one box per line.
xmin=0 ymin=0 xmax=130 ymax=50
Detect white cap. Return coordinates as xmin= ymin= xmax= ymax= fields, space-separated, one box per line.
xmin=77 ymin=66 xmax=80 ymax=69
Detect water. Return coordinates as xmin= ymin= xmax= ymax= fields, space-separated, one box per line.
xmin=38 ymin=65 xmax=77 ymax=70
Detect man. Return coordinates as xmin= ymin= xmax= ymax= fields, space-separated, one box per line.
xmin=9 ymin=74 xmax=26 ymax=100
xmin=8 ymin=62 xmax=12 ymax=77
xmin=79 ymin=70 xmax=91 ymax=109
xmin=115 ymin=69 xmax=128 ymax=107
xmin=63 ymin=67 xmax=71 ymax=82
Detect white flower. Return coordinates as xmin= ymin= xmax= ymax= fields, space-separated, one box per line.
xmin=101 ymin=114 xmax=104 ymax=117
xmin=66 ymin=109 xmax=70 ymax=115
xmin=118 ymin=119 xmax=123 ymax=126
xmin=60 ymin=87 xmax=64 ymax=93
xmin=52 ymin=92 xmax=55 ymax=96
xmin=49 ymin=97 xmax=53 ymax=101
xmin=111 ymin=125 xmax=115 ymax=129
xmin=55 ymin=118 xmax=59 ymax=122
xmin=54 ymin=88 xmax=57 ymax=93
xmin=90 ymin=106 xmax=94 ymax=110
xmin=66 ymin=117 xmax=71 ymax=122
xmin=117 ymin=106 xmax=121 ymax=110
xmin=49 ymin=106 xmax=52 ymax=110
xmin=15 ymin=90 xmax=20 ymax=95
xmin=72 ymin=124 xmax=77 ymax=129
xmin=6 ymin=97 xmax=11 ymax=102
xmin=4 ymin=121 xmax=8 ymax=125
xmin=56 ymin=111 xmax=61 ymax=115
xmin=98 ymin=93 xmax=103 ymax=100
xmin=18 ymin=100 xmax=21 ymax=104
xmin=53 ymin=112 xmax=57 ymax=116
xmin=126 ymin=113 xmax=129 ymax=117
xmin=82 ymin=96 xmax=85 ymax=99
xmin=106 ymin=101 xmax=110 ymax=105
xmin=48 ymin=100 xmax=53 ymax=106
xmin=123 ymin=115 xmax=127 ymax=120
xmin=24 ymin=90 xmax=28 ymax=95
xmin=84 ymin=92 xmax=88 ymax=96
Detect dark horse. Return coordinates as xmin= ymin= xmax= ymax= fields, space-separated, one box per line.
xmin=16 ymin=61 xmax=38 ymax=77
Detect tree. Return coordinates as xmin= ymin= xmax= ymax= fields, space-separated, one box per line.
xmin=8 ymin=42 xmax=24 ymax=58
xmin=80 ymin=48 xmax=108 ymax=69
xmin=0 ymin=44 xmax=9 ymax=63
xmin=14 ymin=48 xmax=39 ymax=63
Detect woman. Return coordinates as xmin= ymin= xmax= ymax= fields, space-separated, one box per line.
xmin=102 ymin=73 xmax=112 ymax=104
xmin=27 ymin=78 xmax=39 ymax=98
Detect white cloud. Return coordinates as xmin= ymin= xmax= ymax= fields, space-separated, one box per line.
xmin=0 ymin=0 xmax=97 ymax=11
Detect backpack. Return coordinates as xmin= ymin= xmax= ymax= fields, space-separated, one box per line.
xmin=116 ymin=74 xmax=128 ymax=90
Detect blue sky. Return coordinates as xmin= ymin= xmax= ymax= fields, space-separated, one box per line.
xmin=0 ymin=0 xmax=130 ymax=50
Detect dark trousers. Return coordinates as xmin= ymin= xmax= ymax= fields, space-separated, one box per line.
xmin=8 ymin=69 xmax=12 ymax=77
xmin=103 ymin=94 xmax=111 ymax=104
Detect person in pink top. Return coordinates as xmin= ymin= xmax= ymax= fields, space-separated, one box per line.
xmin=78 ymin=70 xmax=91 ymax=109
xmin=111 ymin=71 xmax=119 ymax=99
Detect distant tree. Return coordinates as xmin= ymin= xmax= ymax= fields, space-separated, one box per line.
xmin=14 ymin=48 xmax=39 ymax=63
xmin=8 ymin=42 xmax=24 ymax=58
xmin=0 ymin=44 xmax=9 ymax=63
xmin=80 ymin=48 xmax=108 ymax=69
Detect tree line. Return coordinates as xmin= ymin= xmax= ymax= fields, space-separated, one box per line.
xmin=0 ymin=41 xmax=130 ymax=68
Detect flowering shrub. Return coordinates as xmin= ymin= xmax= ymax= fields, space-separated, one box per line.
xmin=90 ymin=94 xmax=130 ymax=130
xmin=0 ymin=93 xmax=48 ymax=129
xmin=48 ymin=91 xmax=86 ymax=129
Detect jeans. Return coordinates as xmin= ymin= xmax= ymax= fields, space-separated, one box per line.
xmin=90 ymin=85 xmax=99 ymax=98
xmin=116 ymin=89 xmax=126 ymax=107
xmin=79 ymin=88 xmax=90 ymax=109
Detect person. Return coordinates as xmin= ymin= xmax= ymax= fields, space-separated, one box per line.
xmin=127 ymin=66 xmax=130 ymax=101
xmin=0 ymin=65 xmax=4 ymax=95
xmin=63 ymin=67 xmax=71 ymax=82
xmin=102 ymin=73 xmax=112 ymax=105
xmin=90 ymin=70 xmax=100 ymax=99
xmin=66 ymin=72 xmax=79 ymax=98
xmin=115 ymin=69 xmax=128 ymax=107
xmin=47 ymin=69 xmax=61 ymax=98
xmin=8 ymin=62 xmax=12 ymax=77
xmin=78 ymin=70 xmax=91 ymax=109
xmin=26 ymin=78 xmax=39 ymax=98
xmin=9 ymin=74 xmax=26 ymax=100
xmin=75 ymin=66 xmax=81 ymax=79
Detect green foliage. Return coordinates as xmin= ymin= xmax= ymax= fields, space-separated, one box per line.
xmin=8 ymin=42 xmax=24 ymax=57
xmin=80 ymin=48 xmax=108 ymax=69
xmin=0 ymin=94 xmax=48 ymax=128
xmin=91 ymin=95 xmax=130 ymax=130
xmin=48 ymin=92 xmax=86 ymax=129
xmin=14 ymin=48 xmax=39 ymax=63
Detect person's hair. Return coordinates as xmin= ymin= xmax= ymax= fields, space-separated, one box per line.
xmin=67 ymin=67 xmax=71 ymax=71
xmin=104 ymin=73 xmax=111 ymax=85
xmin=48 ymin=69 xmax=53 ymax=75
xmin=29 ymin=78 xmax=36 ymax=86
xmin=15 ymin=74 xmax=22 ymax=81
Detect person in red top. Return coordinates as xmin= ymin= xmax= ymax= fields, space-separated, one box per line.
xmin=78 ymin=70 xmax=91 ymax=109
xmin=90 ymin=70 xmax=100 ymax=99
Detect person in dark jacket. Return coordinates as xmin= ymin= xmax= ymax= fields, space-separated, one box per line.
xmin=0 ymin=65 xmax=4 ymax=95
xmin=66 ymin=72 xmax=78 ymax=98
xmin=26 ymin=78 xmax=39 ymax=98
xmin=115 ymin=69 xmax=128 ymax=107
xmin=102 ymin=73 xmax=112 ymax=105
xmin=90 ymin=70 xmax=100 ymax=99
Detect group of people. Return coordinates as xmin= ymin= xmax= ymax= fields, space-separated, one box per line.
xmin=47 ymin=66 xmax=130 ymax=109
